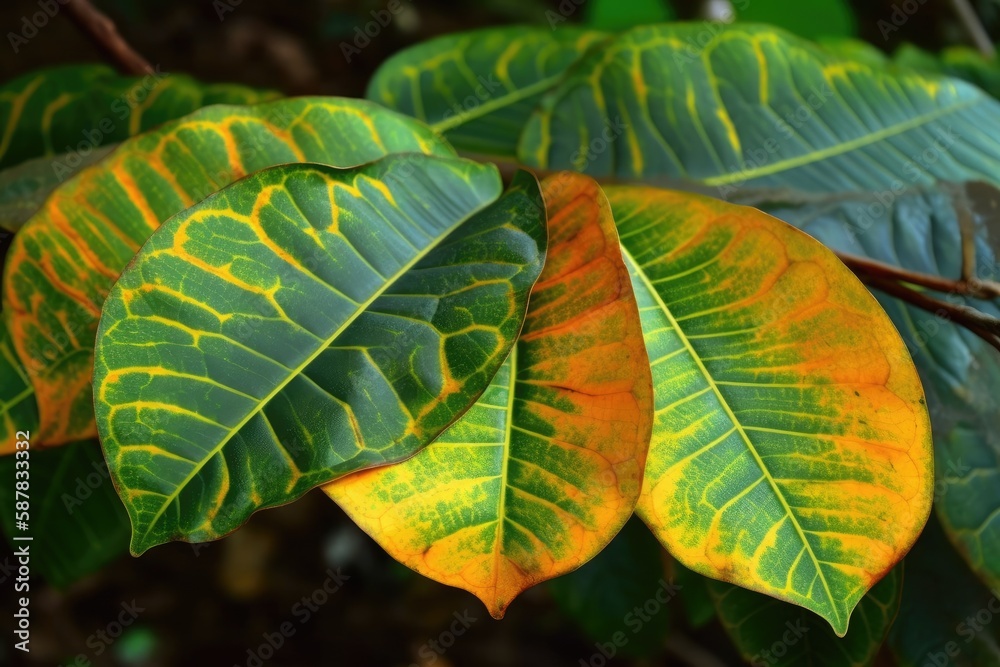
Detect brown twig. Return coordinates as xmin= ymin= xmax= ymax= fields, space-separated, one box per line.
xmin=64 ymin=0 xmax=153 ymax=76
xmin=859 ymin=274 xmax=1000 ymax=353
xmin=838 ymin=251 xmax=1000 ymax=300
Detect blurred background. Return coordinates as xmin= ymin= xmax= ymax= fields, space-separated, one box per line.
xmin=1 ymin=0 xmax=998 ymax=665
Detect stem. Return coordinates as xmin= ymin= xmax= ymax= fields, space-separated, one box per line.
xmin=65 ymin=0 xmax=153 ymax=76
xmin=948 ymin=0 xmax=996 ymax=58
xmin=837 ymin=252 xmax=1000 ymax=299
xmin=860 ymin=274 xmax=1000 ymax=353
xmin=482 ymin=158 xmax=1000 ymax=353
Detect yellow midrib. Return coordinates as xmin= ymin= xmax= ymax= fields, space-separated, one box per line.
xmin=431 ymin=75 xmax=563 ymax=133
xmin=621 ymin=245 xmax=842 ymax=629
xmin=133 ymin=192 xmax=495 ymax=549
xmin=491 ymin=347 xmax=519 ymax=592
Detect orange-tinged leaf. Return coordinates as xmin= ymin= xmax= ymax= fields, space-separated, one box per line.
xmin=2 ymin=98 xmax=454 ymax=446
xmin=325 ymin=172 xmax=653 ymax=618
xmin=604 ymin=185 xmax=933 ymax=636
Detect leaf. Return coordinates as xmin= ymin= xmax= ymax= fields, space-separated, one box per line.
xmin=366 ymin=26 xmax=608 ymax=158
xmin=547 ymin=517 xmax=671 ymax=659
xmin=894 ymin=44 xmax=1000 ymax=101
xmin=4 ymin=97 xmax=455 ymax=446
xmin=325 ymin=172 xmax=652 ymax=618
xmin=518 ymin=24 xmax=1000 ymax=191
xmin=889 ymin=517 xmax=1000 ymax=667
xmin=0 ymin=325 xmax=36 ymax=455
xmin=764 ymin=183 xmax=1000 ymax=597
xmin=669 ymin=559 xmax=717 ymax=629
xmin=0 ymin=64 xmax=278 ymax=170
xmin=0 ymin=67 xmax=275 ymax=451
xmin=604 ymin=185 xmax=933 ymax=636
xmin=94 ymin=156 xmax=547 ymax=555
xmin=0 ymin=440 xmax=130 ymax=587
xmin=817 ymin=38 xmax=890 ymax=69
xmin=710 ymin=565 xmax=902 ymax=666
xmin=0 ymin=145 xmax=117 ymax=233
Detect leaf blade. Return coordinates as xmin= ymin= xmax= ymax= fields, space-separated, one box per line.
xmin=94 ymin=156 xmax=547 ymax=554
xmin=4 ymin=97 xmax=455 ymax=445
xmin=606 ymin=185 xmax=933 ymax=635
xmin=367 ymin=26 xmax=608 ymax=157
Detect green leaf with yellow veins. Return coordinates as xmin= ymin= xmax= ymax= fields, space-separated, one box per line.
xmin=518 ymin=24 xmax=1000 ymax=190
xmin=326 ymin=172 xmax=651 ymax=618
xmin=0 ymin=64 xmax=278 ymax=171
xmin=711 ymin=565 xmax=901 ymax=667
xmin=0 ymin=65 xmax=276 ymax=454
xmin=366 ymin=26 xmax=608 ymax=157
xmin=4 ymin=97 xmax=453 ymax=446
xmin=0 ymin=145 xmax=116 ymax=234
xmin=0 ymin=324 xmax=36 ymax=455
xmin=94 ymin=156 xmax=547 ymax=555
xmin=603 ymin=185 xmax=933 ymax=636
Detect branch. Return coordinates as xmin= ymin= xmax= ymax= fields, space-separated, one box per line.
xmin=859 ymin=274 xmax=1000 ymax=353
xmin=837 ymin=252 xmax=1000 ymax=299
xmin=65 ymin=0 xmax=153 ymax=76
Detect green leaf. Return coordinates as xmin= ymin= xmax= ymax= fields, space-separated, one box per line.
xmin=894 ymin=44 xmax=1000 ymax=101
xmin=0 ymin=145 xmax=117 ymax=233
xmin=670 ymin=559 xmax=717 ymax=629
xmin=765 ymin=183 xmax=1000 ymax=598
xmin=366 ymin=26 xmax=608 ymax=157
xmin=4 ymin=97 xmax=455 ymax=446
xmin=325 ymin=171 xmax=651 ymax=618
xmin=604 ymin=185 xmax=933 ymax=636
xmin=0 ymin=440 xmax=130 ymax=587
xmin=889 ymin=517 xmax=1000 ymax=667
xmin=548 ymin=518 xmax=671 ymax=659
xmin=0 ymin=64 xmax=278 ymax=170
xmin=711 ymin=565 xmax=902 ymax=666
xmin=94 ymin=156 xmax=547 ymax=555
xmin=817 ymin=38 xmax=890 ymax=69
xmin=518 ymin=24 xmax=1000 ymax=191
xmin=0 ymin=67 xmax=276 ymax=450
xmin=0 ymin=325 xmax=36 ymax=455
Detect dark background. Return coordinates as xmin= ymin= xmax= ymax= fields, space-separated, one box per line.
xmin=1 ymin=1 xmax=997 ymax=665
